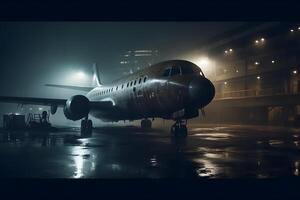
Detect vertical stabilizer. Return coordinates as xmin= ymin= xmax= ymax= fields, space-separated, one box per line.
xmin=92 ymin=63 xmax=102 ymax=86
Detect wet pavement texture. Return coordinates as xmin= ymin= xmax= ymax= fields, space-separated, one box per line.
xmin=0 ymin=124 xmax=299 ymax=178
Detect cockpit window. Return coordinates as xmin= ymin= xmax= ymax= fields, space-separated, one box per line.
xmin=162 ymin=62 xmax=204 ymax=77
xmin=181 ymin=64 xmax=203 ymax=76
xmin=170 ymin=65 xmax=181 ymax=76
xmin=162 ymin=68 xmax=171 ymax=77
xmin=181 ymin=65 xmax=195 ymax=74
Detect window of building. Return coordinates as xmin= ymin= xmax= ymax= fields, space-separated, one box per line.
xmin=130 ymin=81 xmax=133 ymax=87
xmin=134 ymin=80 xmax=137 ymax=85
xmin=144 ymin=76 xmax=147 ymax=82
xmin=138 ymin=78 xmax=142 ymax=84
xmin=127 ymin=82 xmax=129 ymax=87
xmin=122 ymin=84 xmax=124 ymax=89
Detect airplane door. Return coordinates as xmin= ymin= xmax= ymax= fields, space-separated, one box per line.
xmin=156 ymin=78 xmax=171 ymax=113
xmin=132 ymin=78 xmax=145 ymax=116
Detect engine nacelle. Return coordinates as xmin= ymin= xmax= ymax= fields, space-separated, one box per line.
xmin=63 ymin=95 xmax=90 ymax=121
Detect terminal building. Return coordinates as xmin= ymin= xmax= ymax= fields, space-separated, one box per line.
xmin=201 ymin=22 xmax=300 ymax=126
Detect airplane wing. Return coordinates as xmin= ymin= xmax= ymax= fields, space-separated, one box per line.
xmin=0 ymin=96 xmax=67 ymax=106
xmin=45 ymin=84 xmax=94 ymax=92
xmin=0 ymin=96 xmax=114 ymax=109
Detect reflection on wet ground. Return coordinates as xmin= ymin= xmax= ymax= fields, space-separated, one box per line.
xmin=0 ymin=124 xmax=299 ymax=178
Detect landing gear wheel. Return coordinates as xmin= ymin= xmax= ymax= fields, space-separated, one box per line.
xmin=171 ymin=120 xmax=188 ymax=137
xmin=81 ymin=119 xmax=93 ymax=137
xmin=141 ymin=119 xmax=152 ymax=130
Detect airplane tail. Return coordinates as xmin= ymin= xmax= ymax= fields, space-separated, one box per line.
xmin=92 ymin=63 xmax=102 ymax=87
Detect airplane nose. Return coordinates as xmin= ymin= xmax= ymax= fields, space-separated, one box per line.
xmin=188 ymin=77 xmax=215 ymax=107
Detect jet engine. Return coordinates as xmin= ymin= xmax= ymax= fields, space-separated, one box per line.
xmin=63 ymin=95 xmax=90 ymax=121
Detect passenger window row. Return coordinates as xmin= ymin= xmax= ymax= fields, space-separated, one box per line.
xmin=93 ymin=76 xmax=148 ymax=97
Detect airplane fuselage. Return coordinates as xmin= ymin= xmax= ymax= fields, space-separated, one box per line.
xmin=86 ymin=60 xmax=215 ymax=122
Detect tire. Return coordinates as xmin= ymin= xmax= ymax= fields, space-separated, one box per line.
xmin=146 ymin=120 xmax=152 ymax=129
xmin=87 ymin=120 xmax=93 ymax=135
xmin=141 ymin=120 xmax=145 ymax=129
xmin=81 ymin=119 xmax=87 ymax=135
xmin=171 ymin=125 xmax=179 ymax=136
xmin=180 ymin=126 xmax=188 ymax=137
xmin=141 ymin=120 xmax=151 ymax=130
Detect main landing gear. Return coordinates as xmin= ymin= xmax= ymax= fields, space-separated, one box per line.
xmin=171 ymin=119 xmax=188 ymax=137
xmin=81 ymin=117 xmax=93 ymax=136
xmin=141 ymin=119 xmax=152 ymax=130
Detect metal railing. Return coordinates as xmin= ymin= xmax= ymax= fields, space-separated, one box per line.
xmin=214 ymin=87 xmax=294 ymax=99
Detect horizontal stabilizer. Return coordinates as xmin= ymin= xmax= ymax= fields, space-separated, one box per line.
xmin=45 ymin=84 xmax=94 ymax=91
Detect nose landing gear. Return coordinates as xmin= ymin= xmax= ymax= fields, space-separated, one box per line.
xmin=141 ymin=119 xmax=152 ymax=130
xmin=171 ymin=119 xmax=188 ymax=137
xmin=81 ymin=117 xmax=93 ymax=136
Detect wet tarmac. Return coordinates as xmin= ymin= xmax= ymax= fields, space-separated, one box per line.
xmin=0 ymin=124 xmax=299 ymax=178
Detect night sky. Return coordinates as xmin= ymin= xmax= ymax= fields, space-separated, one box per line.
xmin=0 ymin=22 xmax=243 ymax=125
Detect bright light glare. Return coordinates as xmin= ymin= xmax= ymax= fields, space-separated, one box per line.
xmin=198 ymin=57 xmax=209 ymax=67
xmin=76 ymin=71 xmax=86 ymax=79
xmin=293 ymin=70 xmax=298 ymax=74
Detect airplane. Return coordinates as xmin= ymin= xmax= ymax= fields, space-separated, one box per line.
xmin=0 ymin=60 xmax=215 ymax=137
